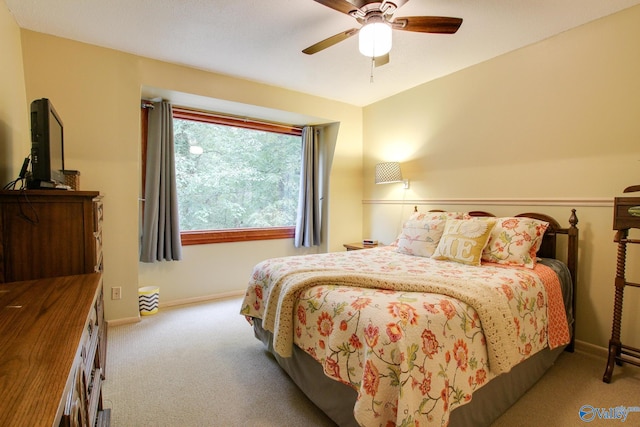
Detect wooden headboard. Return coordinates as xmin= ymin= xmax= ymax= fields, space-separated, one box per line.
xmin=426 ymin=208 xmax=580 ymax=351
xmin=464 ymin=209 xmax=579 ymax=273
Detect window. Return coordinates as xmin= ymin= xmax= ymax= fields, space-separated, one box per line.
xmin=172 ymin=108 xmax=302 ymax=245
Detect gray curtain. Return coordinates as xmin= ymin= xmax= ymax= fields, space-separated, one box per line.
xmin=140 ymin=101 xmax=183 ymax=262
xmin=295 ymin=126 xmax=321 ymax=247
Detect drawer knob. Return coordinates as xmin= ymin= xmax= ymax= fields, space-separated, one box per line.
xmin=629 ymin=206 xmax=640 ymax=217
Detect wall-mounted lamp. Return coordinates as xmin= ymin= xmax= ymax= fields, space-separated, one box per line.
xmin=375 ymin=162 xmax=409 ymax=189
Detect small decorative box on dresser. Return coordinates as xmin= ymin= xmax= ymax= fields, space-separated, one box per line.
xmin=0 ymin=190 xmax=103 ymax=283
xmin=603 ymin=189 xmax=640 ymax=383
xmin=0 ymin=273 xmax=109 ymax=426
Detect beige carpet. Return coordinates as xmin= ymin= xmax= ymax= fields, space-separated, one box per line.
xmin=103 ymin=297 xmax=640 ymax=427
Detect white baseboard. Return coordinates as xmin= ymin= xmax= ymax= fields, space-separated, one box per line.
xmin=159 ymin=290 xmax=245 ymax=308
xmin=105 ymin=307 xmax=616 ymax=362
xmin=106 ymin=290 xmax=246 ymax=327
xmin=107 ymin=316 xmax=141 ymax=327
xmin=574 ymin=339 xmax=608 ymax=359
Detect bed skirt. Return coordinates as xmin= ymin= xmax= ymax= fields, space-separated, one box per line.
xmin=253 ymin=319 xmax=565 ymax=427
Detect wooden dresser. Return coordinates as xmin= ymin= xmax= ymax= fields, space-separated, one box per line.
xmin=603 ymin=194 xmax=640 ymax=383
xmin=0 ymin=190 xmax=103 ymax=283
xmin=0 ymin=273 xmax=109 ymax=426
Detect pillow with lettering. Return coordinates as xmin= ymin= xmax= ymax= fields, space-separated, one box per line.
xmin=395 ymin=220 xmax=445 ymax=257
xmin=432 ymin=219 xmax=496 ymax=266
xmin=482 ymin=217 xmax=549 ymax=268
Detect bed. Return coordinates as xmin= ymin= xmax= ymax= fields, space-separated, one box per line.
xmin=240 ymin=209 xmax=579 ymax=426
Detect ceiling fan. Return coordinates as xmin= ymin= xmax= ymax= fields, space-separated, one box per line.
xmin=303 ymin=0 xmax=463 ymax=66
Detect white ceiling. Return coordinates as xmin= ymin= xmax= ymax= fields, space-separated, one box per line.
xmin=6 ymin=0 xmax=640 ymax=107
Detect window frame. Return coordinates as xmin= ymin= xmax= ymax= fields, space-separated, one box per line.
xmin=142 ymin=105 xmax=303 ymax=246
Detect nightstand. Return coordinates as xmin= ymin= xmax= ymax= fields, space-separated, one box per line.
xmin=343 ymin=242 xmax=380 ymax=251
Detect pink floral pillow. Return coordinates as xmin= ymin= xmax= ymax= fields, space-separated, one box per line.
xmin=482 ymin=217 xmax=549 ymax=268
xmin=395 ymin=220 xmax=445 ymax=257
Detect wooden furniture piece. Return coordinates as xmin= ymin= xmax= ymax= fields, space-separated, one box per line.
xmin=603 ymin=193 xmax=640 ymax=383
xmin=343 ymin=242 xmax=380 ymax=251
xmin=0 ymin=273 xmax=109 ymax=426
xmin=0 ymin=190 xmax=103 ymax=283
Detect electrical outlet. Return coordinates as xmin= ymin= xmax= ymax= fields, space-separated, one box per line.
xmin=111 ymin=287 xmax=122 ymax=300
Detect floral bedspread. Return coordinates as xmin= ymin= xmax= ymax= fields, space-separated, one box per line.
xmin=240 ymin=247 xmax=570 ymax=426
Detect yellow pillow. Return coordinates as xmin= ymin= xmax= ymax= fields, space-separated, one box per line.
xmin=432 ymin=219 xmax=497 ymax=266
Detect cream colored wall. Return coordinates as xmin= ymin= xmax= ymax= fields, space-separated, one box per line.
xmin=18 ymin=31 xmax=363 ymax=322
xmin=0 ymin=1 xmax=29 ymax=184
xmin=363 ymin=6 xmax=640 ymax=350
xmin=9 ymin=2 xmax=639 ymax=348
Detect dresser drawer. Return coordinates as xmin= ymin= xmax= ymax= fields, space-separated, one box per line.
xmin=86 ymin=367 xmax=103 ymax=426
xmin=94 ymin=229 xmax=103 ymax=272
xmin=93 ymin=197 xmax=104 ymax=234
xmin=81 ymin=306 xmax=100 ymax=384
xmin=613 ymin=197 xmax=640 ymax=230
xmin=61 ymin=359 xmax=87 ymax=427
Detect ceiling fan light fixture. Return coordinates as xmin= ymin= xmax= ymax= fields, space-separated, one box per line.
xmin=358 ymin=22 xmax=392 ymax=58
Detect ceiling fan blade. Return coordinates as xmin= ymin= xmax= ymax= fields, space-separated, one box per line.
xmin=312 ymin=0 xmax=359 ymax=15
xmin=374 ymin=53 xmax=389 ymax=67
xmin=302 ymin=28 xmax=359 ymax=55
xmin=393 ymin=16 xmax=463 ymax=34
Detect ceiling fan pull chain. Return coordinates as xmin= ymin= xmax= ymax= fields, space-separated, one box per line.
xmin=370 ymin=57 xmax=375 ymax=83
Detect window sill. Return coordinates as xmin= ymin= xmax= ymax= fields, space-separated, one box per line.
xmin=181 ymin=227 xmax=295 ymax=245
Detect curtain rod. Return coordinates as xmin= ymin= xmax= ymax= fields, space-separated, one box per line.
xmin=140 ymin=101 xmax=304 ymax=133
xmin=173 ymin=105 xmax=304 ymax=132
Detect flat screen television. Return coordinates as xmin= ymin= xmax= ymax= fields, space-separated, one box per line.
xmin=28 ymin=98 xmax=65 ymax=189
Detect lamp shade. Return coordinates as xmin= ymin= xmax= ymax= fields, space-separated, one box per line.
xmin=375 ymin=162 xmax=403 ymax=184
xmin=359 ymin=22 xmax=392 ymax=58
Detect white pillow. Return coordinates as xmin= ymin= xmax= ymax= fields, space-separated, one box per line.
xmin=395 ymin=220 xmax=446 ymax=257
